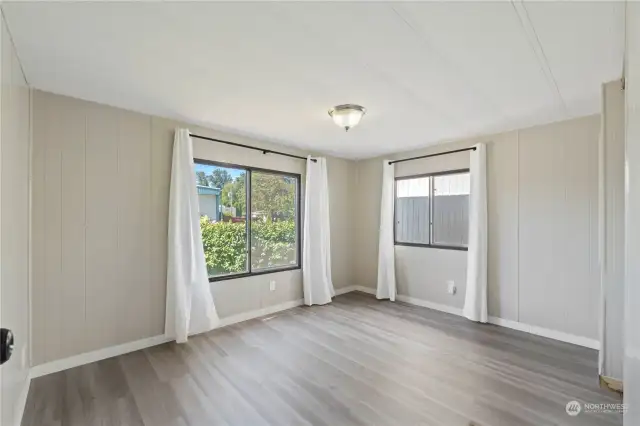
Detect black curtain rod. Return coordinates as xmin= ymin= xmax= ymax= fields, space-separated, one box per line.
xmin=388 ymin=147 xmax=476 ymax=165
xmin=190 ymin=133 xmax=317 ymax=162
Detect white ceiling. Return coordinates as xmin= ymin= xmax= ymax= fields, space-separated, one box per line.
xmin=2 ymin=1 xmax=624 ymax=159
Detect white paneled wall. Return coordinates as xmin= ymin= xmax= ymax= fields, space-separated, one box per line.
xmin=32 ymin=93 xmax=159 ymax=364
xmin=486 ymin=133 xmax=519 ymax=321
xmin=355 ymin=115 xmax=601 ymax=340
xmin=518 ymin=116 xmax=599 ymax=339
xmin=31 ymin=90 xmax=357 ymax=365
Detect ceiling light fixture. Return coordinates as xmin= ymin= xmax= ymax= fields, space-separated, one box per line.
xmin=328 ymin=104 xmax=366 ymax=132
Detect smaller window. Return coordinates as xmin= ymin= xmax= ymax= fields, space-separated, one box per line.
xmin=394 ymin=170 xmax=470 ymax=250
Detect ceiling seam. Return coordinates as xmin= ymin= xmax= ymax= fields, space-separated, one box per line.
xmin=623 ymin=0 xmax=628 ymax=83
xmin=389 ymin=4 xmax=507 ymax=122
xmin=271 ymin=2 xmax=461 ymax=129
xmin=509 ymin=0 xmax=567 ymax=114
xmin=0 ymin=6 xmax=31 ymax=87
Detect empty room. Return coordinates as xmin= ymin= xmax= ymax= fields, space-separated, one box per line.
xmin=1 ymin=1 xmax=639 ymax=425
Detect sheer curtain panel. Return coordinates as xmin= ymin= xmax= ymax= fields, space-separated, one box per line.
xmin=463 ymin=143 xmax=488 ymax=322
xmin=302 ymin=156 xmax=335 ymax=305
xmin=166 ymin=129 xmax=219 ymax=343
xmin=377 ymin=160 xmax=397 ymax=301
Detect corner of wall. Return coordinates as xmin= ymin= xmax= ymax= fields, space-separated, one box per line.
xmin=1 ymin=9 xmax=34 ymax=426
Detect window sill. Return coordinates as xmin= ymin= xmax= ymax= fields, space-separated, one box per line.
xmin=394 ymin=242 xmax=468 ymax=252
xmin=208 ymin=265 xmax=301 ymax=283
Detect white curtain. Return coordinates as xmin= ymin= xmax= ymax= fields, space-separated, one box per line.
xmin=377 ymin=160 xmax=396 ymax=301
xmin=463 ymin=143 xmax=488 ymax=322
xmin=166 ymin=129 xmax=219 ymax=343
xmin=303 ymin=156 xmax=335 ymax=305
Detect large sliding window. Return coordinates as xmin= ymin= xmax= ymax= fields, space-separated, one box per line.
xmin=395 ymin=169 xmax=470 ymax=251
xmin=194 ymin=159 xmax=300 ymax=281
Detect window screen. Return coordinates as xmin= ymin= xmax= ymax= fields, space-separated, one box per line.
xmin=432 ymin=173 xmax=470 ymax=247
xmin=395 ymin=177 xmax=430 ymax=244
xmin=394 ymin=170 xmax=470 ymax=250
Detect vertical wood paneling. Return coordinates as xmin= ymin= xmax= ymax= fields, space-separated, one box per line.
xmin=519 ymin=124 xmax=566 ymax=333
xmin=149 ymin=117 xmax=173 ymax=335
xmin=33 ymin=92 xmax=161 ymax=364
xmin=518 ymin=118 xmax=600 ymax=339
xmin=326 ymin=157 xmax=356 ymax=290
xmin=29 ymin=92 xmax=358 ymax=364
xmin=563 ymin=119 xmax=600 ymax=338
xmin=85 ymin=103 xmax=120 ymax=351
xmin=60 ymin=96 xmax=87 ymax=359
xmin=487 ymin=134 xmax=519 ymax=321
xmin=42 ymin=98 xmax=64 ymax=362
xmin=117 ymin=110 xmax=152 ymax=343
xmin=31 ymin=90 xmax=48 ymax=365
xmin=361 ymin=116 xmax=601 ymax=340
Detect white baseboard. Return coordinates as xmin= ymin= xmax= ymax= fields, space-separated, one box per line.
xmin=30 ymin=298 xmax=306 ymax=379
xmin=396 ymin=294 xmax=464 ymax=316
xmin=217 ymin=299 xmax=303 ymax=327
xmin=15 ymin=376 xmax=31 ymax=426
xmin=334 ymin=285 xmax=356 ymax=296
xmin=334 ymin=285 xmax=376 ymax=296
xmin=30 ymin=334 xmax=171 ymax=379
xmin=488 ymin=316 xmax=600 ymax=350
xmin=339 ymin=288 xmax=599 ymax=350
xmin=28 ymin=289 xmax=599 ymax=382
xmin=354 ymin=285 xmax=376 ymax=295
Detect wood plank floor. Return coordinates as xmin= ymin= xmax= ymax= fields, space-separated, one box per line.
xmin=22 ymin=292 xmax=622 ymax=426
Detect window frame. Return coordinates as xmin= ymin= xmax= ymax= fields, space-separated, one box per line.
xmin=394 ymin=168 xmax=470 ymax=252
xmin=194 ymin=158 xmax=302 ymax=282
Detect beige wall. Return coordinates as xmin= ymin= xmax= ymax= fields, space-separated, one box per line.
xmin=354 ymin=115 xmax=601 ymax=340
xmin=31 ymin=90 xmax=356 ymax=365
xmin=27 ymin=88 xmax=607 ymax=365
xmin=0 ymin=12 xmax=31 ymax=426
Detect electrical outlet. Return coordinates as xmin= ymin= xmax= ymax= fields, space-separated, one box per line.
xmin=269 ymin=280 xmax=276 ymax=291
xmin=447 ymin=280 xmax=456 ymax=295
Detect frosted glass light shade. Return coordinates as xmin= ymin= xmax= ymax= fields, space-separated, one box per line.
xmin=328 ymin=104 xmax=366 ymax=131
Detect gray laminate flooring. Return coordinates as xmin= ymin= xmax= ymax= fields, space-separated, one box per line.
xmin=22 ymin=291 xmax=622 ymax=426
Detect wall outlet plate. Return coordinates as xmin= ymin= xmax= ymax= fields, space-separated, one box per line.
xmin=269 ymin=280 xmax=276 ymax=291
xmin=447 ymin=280 xmax=456 ymax=295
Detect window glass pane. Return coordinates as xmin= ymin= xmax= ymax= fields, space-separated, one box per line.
xmin=250 ymin=171 xmax=298 ymax=271
xmin=395 ymin=177 xmax=430 ymax=244
xmin=195 ymin=162 xmax=248 ymax=278
xmin=432 ymin=173 xmax=470 ymax=247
